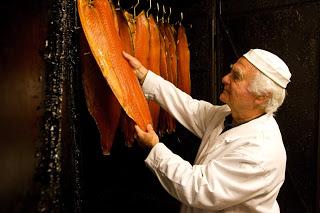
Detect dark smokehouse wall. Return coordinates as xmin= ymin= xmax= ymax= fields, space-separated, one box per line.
xmin=0 ymin=1 xmax=48 ymax=212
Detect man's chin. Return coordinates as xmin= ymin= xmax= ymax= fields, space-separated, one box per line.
xmin=219 ymin=94 xmax=227 ymax=104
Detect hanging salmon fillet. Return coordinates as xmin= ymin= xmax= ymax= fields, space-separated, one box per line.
xmin=159 ymin=23 xmax=173 ymax=87
xmin=124 ymin=11 xmax=135 ymax=47
xmin=80 ymin=37 xmax=121 ymax=155
xmin=147 ymin=14 xmax=161 ymax=132
xmin=118 ymin=10 xmax=151 ymax=146
xmin=116 ymin=9 xmax=134 ymax=55
xmin=158 ymin=22 xmax=172 ymax=135
xmin=164 ymin=23 xmax=178 ymax=133
xmin=79 ymin=2 xmax=122 ymax=155
xmin=160 ymin=22 xmax=176 ymax=133
xmin=164 ymin=23 xmax=177 ymax=87
xmin=159 ymin=26 xmax=169 ymax=82
xmin=134 ymin=11 xmax=150 ymax=66
xmin=117 ymin=10 xmax=136 ymax=146
xmin=111 ymin=3 xmax=119 ymax=35
xmin=177 ymin=25 xmax=191 ymax=95
xmin=78 ymin=0 xmax=152 ymax=134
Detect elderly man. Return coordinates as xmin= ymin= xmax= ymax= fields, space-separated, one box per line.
xmin=123 ymin=49 xmax=291 ymax=213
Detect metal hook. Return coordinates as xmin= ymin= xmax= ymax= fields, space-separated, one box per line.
xmin=156 ymin=3 xmax=160 ymax=22
xmin=88 ymin=0 xmax=94 ymax=6
xmin=114 ymin=0 xmax=121 ymax=10
xmin=180 ymin=12 xmax=183 ymax=26
xmin=167 ymin=7 xmax=171 ymax=24
xmin=162 ymin=5 xmax=166 ymax=23
xmin=146 ymin=0 xmax=152 ymax=17
xmin=133 ymin=0 xmax=139 ymax=18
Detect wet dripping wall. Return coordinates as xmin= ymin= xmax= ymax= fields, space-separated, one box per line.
xmin=0 ymin=1 xmax=48 ymax=212
xmin=1 ymin=0 xmax=82 ymax=212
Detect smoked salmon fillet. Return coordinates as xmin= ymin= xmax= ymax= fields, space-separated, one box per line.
xmin=177 ymin=25 xmax=191 ymax=95
xmin=164 ymin=23 xmax=178 ymax=132
xmin=78 ymin=0 xmax=152 ymax=132
xmin=116 ymin=10 xmax=136 ymax=146
xmin=147 ymin=15 xmax=161 ymax=131
xmin=80 ymin=33 xmax=120 ymax=155
xmin=134 ymin=11 xmax=150 ymax=66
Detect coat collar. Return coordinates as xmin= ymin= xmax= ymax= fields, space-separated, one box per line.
xmin=220 ymin=113 xmax=272 ymax=143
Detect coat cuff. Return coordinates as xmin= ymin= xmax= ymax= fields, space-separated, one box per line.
xmin=142 ymin=71 xmax=163 ymax=100
xmin=144 ymin=143 xmax=172 ymax=169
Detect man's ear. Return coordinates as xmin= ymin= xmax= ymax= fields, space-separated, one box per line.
xmin=255 ymin=93 xmax=271 ymax=106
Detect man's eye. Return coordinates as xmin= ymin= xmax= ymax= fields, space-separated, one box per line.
xmin=232 ymin=73 xmax=240 ymax=80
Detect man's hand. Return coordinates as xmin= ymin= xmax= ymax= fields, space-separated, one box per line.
xmin=122 ymin=51 xmax=148 ymax=84
xmin=134 ymin=124 xmax=159 ymax=149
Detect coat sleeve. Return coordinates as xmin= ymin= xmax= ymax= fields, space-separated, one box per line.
xmin=142 ymin=71 xmax=220 ymax=138
xmin=145 ymin=143 xmax=270 ymax=211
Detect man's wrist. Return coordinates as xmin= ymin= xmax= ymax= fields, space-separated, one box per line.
xmin=139 ymin=69 xmax=148 ymax=85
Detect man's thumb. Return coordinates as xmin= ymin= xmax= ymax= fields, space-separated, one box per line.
xmin=134 ymin=125 xmax=143 ymax=135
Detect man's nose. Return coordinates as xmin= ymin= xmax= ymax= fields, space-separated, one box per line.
xmin=222 ymin=73 xmax=230 ymax=84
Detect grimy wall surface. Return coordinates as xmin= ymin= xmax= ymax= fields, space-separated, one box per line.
xmin=0 ymin=1 xmax=48 ymax=212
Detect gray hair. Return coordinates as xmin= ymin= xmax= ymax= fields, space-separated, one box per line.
xmin=248 ymin=71 xmax=286 ymax=115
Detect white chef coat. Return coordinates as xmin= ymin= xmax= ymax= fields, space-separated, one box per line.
xmin=142 ymin=71 xmax=286 ymax=213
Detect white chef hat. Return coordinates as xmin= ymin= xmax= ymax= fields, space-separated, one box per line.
xmin=243 ymin=49 xmax=291 ymax=88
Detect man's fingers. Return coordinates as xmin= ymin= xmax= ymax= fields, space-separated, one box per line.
xmin=123 ymin=51 xmax=140 ymax=69
xmin=135 ymin=124 xmax=154 ymax=137
xmin=122 ymin=51 xmax=136 ymax=63
xmin=122 ymin=51 xmax=134 ymax=63
xmin=122 ymin=51 xmax=148 ymax=83
xmin=134 ymin=124 xmax=159 ymax=149
xmin=122 ymin=51 xmax=131 ymax=59
xmin=146 ymin=124 xmax=154 ymax=133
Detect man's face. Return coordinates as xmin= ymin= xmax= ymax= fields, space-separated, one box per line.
xmin=219 ymin=57 xmax=259 ymax=113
